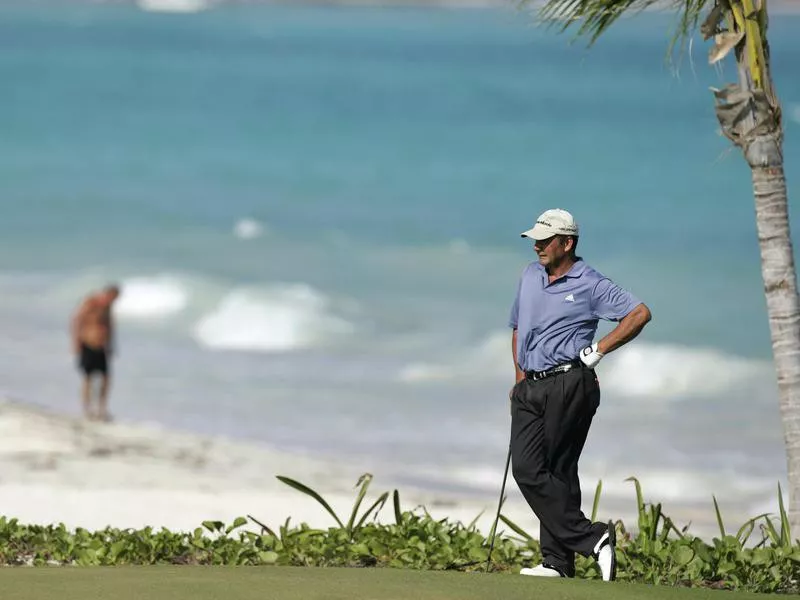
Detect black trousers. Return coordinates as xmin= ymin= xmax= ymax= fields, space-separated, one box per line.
xmin=510 ymin=365 xmax=606 ymax=576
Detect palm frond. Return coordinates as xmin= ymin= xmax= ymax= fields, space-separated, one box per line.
xmin=530 ymin=0 xmax=714 ymax=51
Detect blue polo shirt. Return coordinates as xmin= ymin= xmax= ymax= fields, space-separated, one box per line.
xmin=508 ymin=259 xmax=642 ymax=372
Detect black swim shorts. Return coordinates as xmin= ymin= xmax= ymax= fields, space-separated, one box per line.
xmin=79 ymin=344 xmax=108 ymax=375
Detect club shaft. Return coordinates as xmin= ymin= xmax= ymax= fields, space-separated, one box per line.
xmin=486 ymin=442 xmax=512 ymax=572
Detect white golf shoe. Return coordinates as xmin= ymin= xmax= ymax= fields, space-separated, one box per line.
xmin=520 ymin=563 xmax=567 ymax=578
xmin=593 ymin=521 xmax=617 ymax=582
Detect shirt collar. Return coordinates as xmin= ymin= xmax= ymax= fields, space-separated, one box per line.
xmin=564 ymin=258 xmax=587 ymax=278
xmin=535 ymin=258 xmax=587 ymax=284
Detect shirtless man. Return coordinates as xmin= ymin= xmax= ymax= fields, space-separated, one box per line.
xmin=70 ymin=284 xmax=121 ymax=421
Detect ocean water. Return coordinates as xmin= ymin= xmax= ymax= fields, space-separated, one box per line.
xmin=1 ymin=1 xmax=799 ymax=522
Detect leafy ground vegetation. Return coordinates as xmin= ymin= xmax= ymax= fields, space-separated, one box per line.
xmin=1 ymin=475 xmax=798 ymax=594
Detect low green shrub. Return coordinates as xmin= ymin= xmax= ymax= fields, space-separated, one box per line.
xmin=0 ymin=474 xmax=797 ymax=594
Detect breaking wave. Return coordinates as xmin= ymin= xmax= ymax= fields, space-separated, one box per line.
xmin=192 ymin=284 xmax=355 ymax=352
xmin=397 ymin=333 xmax=772 ymax=399
xmin=233 ymin=218 xmax=265 ymax=241
xmin=115 ymin=275 xmax=189 ymax=320
xmin=136 ymin=0 xmax=210 ymax=13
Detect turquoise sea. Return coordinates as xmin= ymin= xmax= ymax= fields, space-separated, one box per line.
xmin=1 ymin=1 xmax=799 ymax=520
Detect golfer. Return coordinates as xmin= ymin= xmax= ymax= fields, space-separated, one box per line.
xmin=508 ymin=208 xmax=651 ymax=581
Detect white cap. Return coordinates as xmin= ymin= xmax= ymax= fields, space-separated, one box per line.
xmin=520 ymin=208 xmax=579 ymax=240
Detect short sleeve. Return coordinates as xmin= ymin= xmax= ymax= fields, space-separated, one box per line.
xmin=590 ymin=278 xmax=642 ymax=321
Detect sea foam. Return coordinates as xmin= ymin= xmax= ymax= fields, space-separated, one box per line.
xmin=233 ymin=218 xmax=265 ymax=241
xmin=193 ymin=284 xmax=354 ymax=352
xmin=397 ymin=331 xmax=512 ymax=383
xmin=600 ymin=344 xmax=772 ymax=399
xmin=397 ymin=332 xmax=771 ymax=399
xmin=115 ymin=275 xmax=189 ymax=320
xmin=136 ymin=0 xmax=210 ymax=13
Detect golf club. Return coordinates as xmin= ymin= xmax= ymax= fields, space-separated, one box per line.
xmin=485 ymin=441 xmax=512 ymax=572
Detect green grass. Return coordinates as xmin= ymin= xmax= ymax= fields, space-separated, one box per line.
xmin=2 ymin=476 xmax=799 ymax=593
xmin=0 ymin=566 xmax=777 ymax=600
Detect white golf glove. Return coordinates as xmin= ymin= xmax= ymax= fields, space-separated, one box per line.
xmin=579 ymin=343 xmax=604 ymax=368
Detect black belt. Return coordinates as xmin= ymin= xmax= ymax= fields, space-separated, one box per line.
xmin=525 ymin=359 xmax=582 ymax=381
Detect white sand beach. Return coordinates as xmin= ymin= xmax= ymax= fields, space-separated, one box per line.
xmin=0 ymin=399 xmax=779 ymax=542
xmin=0 ymin=399 xmax=541 ymax=536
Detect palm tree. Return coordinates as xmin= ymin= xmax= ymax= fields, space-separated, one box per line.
xmin=532 ymin=0 xmax=800 ymax=531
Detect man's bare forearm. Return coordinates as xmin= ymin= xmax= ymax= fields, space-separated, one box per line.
xmin=512 ymin=329 xmax=525 ymax=382
xmin=597 ymin=303 xmax=652 ymax=355
xmin=70 ymin=308 xmax=84 ymax=350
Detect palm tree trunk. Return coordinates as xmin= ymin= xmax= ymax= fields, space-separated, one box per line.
xmin=714 ymin=39 xmax=800 ymax=533
xmin=751 ymin=161 xmax=800 ymax=534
